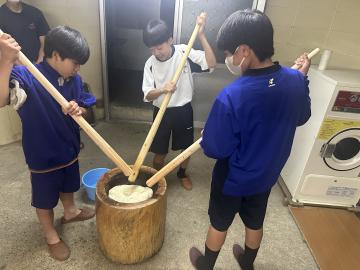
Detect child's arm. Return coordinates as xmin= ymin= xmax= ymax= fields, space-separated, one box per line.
xmin=65 ymin=80 xmax=97 ymax=117
xmin=197 ymin=14 xmax=216 ymax=69
xmin=298 ymin=75 xmax=311 ymax=126
xmin=293 ymin=53 xmax=311 ymax=126
xmin=0 ymin=33 xmax=21 ymax=108
xmin=293 ymin=53 xmax=310 ymax=75
xmin=201 ymin=95 xmax=239 ymax=159
xmin=146 ymin=81 xmax=176 ymax=101
xmin=142 ymin=60 xmax=176 ymax=102
xmin=77 ymin=83 xmax=96 ymax=109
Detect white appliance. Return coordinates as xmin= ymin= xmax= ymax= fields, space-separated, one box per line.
xmin=0 ymin=106 xmax=22 ymax=145
xmin=281 ymin=67 xmax=360 ymax=208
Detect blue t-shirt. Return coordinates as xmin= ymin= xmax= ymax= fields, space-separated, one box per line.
xmin=10 ymin=60 xmax=96 ymax=171
xmin=201 ymin=64 xmax=311 ymax=196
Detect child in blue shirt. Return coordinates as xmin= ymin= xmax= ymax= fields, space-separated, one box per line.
xmin=189 ymin=10 xmax=311 ymax=270
xmin=0 ymin=26 xmax=96 ymax=261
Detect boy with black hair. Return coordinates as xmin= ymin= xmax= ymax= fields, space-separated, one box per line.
xmin=0 ymin=26 xmax=96 ymax=261
xmin=142 ymin=15 xmax=216 ymax=190
xmin=189 ymin=10 xmax=311 ymax=270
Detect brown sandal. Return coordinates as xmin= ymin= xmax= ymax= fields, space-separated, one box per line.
xmin=61 ymin=207 xmax=95 ymax=224
xmin=48 ymin=239 xmax=70 ymax=261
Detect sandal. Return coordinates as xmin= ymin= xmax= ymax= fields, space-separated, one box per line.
xmin=61 ymin=207 xmax=95 ymax=224
xmin=48 ymin=239 xmax=70 ymax=261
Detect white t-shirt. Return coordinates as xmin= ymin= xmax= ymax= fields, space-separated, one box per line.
xmin=142 ymin=44 xmax=210 ymax=108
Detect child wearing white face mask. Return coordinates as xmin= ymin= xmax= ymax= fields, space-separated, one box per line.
xmin=224 ymin=50 xmax=246 ymax=76
xmin=189 ymin=9 xmax=311 ymax=270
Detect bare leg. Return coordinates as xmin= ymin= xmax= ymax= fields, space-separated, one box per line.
xmin=59 ymin=192 xmax=81 ymax=220
xmin=244 ymin=226 xmax=263 ymax=249
xmin=178 ymin=154 xmax=192 ymax=190
xmin=36 ymin=208 xmax=60 ymax=244
xmin=205 ymin=225 xmax=227 ymax=251
xmin=153 ymin=154 xmax=166 ymax=170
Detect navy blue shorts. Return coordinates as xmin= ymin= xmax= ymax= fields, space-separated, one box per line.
xmin=30 ymin=161 xmax=80 ymax=209
xmin=208 ymin=160 xmax=271 ymax=231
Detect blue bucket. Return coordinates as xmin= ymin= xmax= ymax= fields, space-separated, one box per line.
xmin=82 ymin=168 xmax=110 ymax=201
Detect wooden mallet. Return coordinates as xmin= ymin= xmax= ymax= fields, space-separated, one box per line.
xmin=146 ymin=47 xmax=321 ymax=187
xmin=291 ymin=48 xmax=320 ymax=69
xmin=128 ymin=12 xmax=207 ymax=182
xmin=0 ymin=29 xmax=133 ymax=176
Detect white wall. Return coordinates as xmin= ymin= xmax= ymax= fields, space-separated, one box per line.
xmin=266 ymin=0 xmax=360 ymax=69
xmin=0 ymin=107 xmax=22 ymax=145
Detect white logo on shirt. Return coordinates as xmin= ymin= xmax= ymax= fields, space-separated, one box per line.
xmin=58 ymin=77 xmax=65 ymax=86
xmin=268 ymin=78 xmax=276 ymax=87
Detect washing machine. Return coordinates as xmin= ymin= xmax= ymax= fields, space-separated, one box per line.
xmin=281 ymin=67 xmax=360 ymax=208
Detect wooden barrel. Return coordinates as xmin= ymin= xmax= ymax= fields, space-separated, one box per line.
xmin=96 ymin=166 xmax=167 ymax=264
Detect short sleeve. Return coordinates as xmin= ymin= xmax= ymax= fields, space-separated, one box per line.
xmin=297 ymin=75 xmax=311 ymax=126
xmin=10 ymin=65 xmax=33 ymax=92
xmin=201 ymin=90 xmax=241 ymax=159
xmin=35 ymin=9 xmax=50 ymax=36
xmin=142 ymin=59 xmax=155 ymax=102
xmin=179 ymin=44 xmax=209 ymax=73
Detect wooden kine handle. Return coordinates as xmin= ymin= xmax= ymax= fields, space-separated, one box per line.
xmin=146 ymin=138 xmax=202 ymax=187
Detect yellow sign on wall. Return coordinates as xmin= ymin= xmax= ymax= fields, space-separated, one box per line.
xmin=317 ymin=118 xmax=360 ymax=140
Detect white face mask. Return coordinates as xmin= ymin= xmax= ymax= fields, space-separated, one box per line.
xmin=225 ymin=55 xmax=245 ymax=76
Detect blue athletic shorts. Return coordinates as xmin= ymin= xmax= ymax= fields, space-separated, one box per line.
xmin=30 ymin=161 xmax=80 ymax=209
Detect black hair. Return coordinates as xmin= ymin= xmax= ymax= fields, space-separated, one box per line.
xmin=216 ymin=9 xmax=274 ymax=62
xmin=44 ymin=26 xmax=90 ymax=65
xmin=143 ymin=19 xmax=171 ymax=48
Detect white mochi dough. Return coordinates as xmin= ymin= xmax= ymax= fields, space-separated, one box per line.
xmin=109 ymin=185 xmax=153 ymax=203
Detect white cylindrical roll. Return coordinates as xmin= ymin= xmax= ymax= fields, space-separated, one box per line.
xmin=318 ymin=49 xmax=332 ymax=70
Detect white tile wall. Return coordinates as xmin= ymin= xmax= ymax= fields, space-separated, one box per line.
xmin=0 ymin=107 xmax=21 ymax=145
xmin=266 ymin=0 xmax=360 ymax=69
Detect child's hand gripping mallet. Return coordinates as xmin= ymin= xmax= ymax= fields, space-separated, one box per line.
xmin=128 ymin=12 xmax=207 ymax=182
xmin=291 ymin=48 xmax=320 ymax=69
xmin=146 ymin=48 xmax=321 ymax=187
xmin=0 ymin=29 xmax=133 ymax=176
